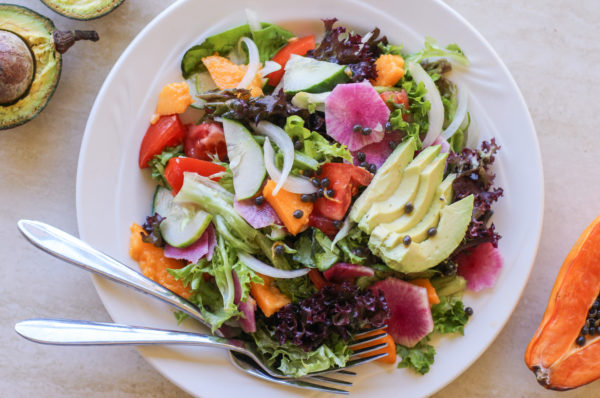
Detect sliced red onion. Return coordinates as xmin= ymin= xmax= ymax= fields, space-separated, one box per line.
xmin=407 ymin=62 xmax=444 ymax=148
xmin=237 ymin=37 xmax=260 ymax=90
xmin=432 ymin=135 xmax=450 ymax=153
xmin=261 ymin=61 xmax=282 ymax=77
xmin=238 ymin=252 xmax=310 ymax=279
xmin=263 ymin=137 xmax=317 ymax=194
xmin=441 ymin=82 xmax=468 ymax=141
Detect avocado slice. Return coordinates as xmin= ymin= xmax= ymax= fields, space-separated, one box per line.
xmin=374 ymin=195 xmax=474 ymax=273
xmin=383 ymin=173 xmax=456 ymax=247
xmin=359 ymin=145 xmax=441 ymax=233
xmin=349 ymin=137 xmax=416 ymax=223
xmin=41 ymin=0 xmax=124 ymax=20
xmin=375 ymin=152 xmax=448 ymax=237
xmin=0 ymin=5 xmax=98 ymax=130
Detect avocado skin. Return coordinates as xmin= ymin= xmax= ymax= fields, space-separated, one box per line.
xmin=0 ymin=5 xmax=60 ymax=130
xmin=40 ymin=0 xmax=124 ymax=21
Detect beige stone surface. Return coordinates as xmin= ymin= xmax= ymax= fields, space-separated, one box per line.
xmin=1 ymin=0 xmax=599 ymax=396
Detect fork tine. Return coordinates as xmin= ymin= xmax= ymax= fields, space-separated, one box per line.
xmin=351 ymin=324 xmax=388 ymax=338
xmin=344 ymin=352 xmax=388 ymax=367
xmin=307 ymin=375 xmax=353 ymax=387
xmin=348 ymin=331 xmax=388 ymax=349
xmin=336 ymin=370 xmax=357 ymax=376
xmin=349 ymin=342 xmax=388 ymax=358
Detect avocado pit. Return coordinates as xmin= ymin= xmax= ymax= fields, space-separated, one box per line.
xmin=0 ymin=30 xmax=34 ymax=105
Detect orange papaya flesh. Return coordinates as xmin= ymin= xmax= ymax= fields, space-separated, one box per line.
xmin=525 ymin=214 xmax=600 ymax=389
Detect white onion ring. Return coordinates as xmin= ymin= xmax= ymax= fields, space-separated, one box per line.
xmin=245 ymin=8 xmax=261 ymax=32
xmin=237 ymin=37 xmax=261 ymax=90
xmin=263 ymin=138 xmax=317 ymax=194
xmin=254 ymin=121 xmax=294 ymax=194
xmin=331 ymin=217 xmax=352 ymax=250
xmin=407 ymin=61 xmax=444 ymax=148
xmin=238 ymin=252 xmax=310 ymax=279
xmin=441 ymin=82 xmax=468 ymax=140
xmin=261 ymin=61 xmax=282 ymax=77
xmin=465 ymin=114 xmax=479 ymax=149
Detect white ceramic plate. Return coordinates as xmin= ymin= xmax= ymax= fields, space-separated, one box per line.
xmin=76 ymin=0 xmax=544 ymax=396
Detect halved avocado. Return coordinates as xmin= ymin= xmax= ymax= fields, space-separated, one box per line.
xmin=0 ymin=5 xmax=98 ymax=130
xmin=40 ymin=0 xmax=124 ymax=20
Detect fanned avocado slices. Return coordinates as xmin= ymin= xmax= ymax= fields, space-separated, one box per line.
xmin=0 ymin=4 xmax=98 ymax=130
xmin=40 ymin=0 xmax=124 ymax=20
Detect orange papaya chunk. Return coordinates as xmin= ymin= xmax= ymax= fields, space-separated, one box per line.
xmin=525 ymin=214 xmax=600 ymax=390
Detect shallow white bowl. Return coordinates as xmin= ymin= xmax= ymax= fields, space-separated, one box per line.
xmin=76 ymin=0 xmax=544 ymax=396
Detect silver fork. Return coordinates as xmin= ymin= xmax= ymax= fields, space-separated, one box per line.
xmin=17 ymin=220 xmax=389 ymax=394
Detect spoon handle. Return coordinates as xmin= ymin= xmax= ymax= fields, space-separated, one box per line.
xmin=17 ymin=220 xmax=209 ymax=328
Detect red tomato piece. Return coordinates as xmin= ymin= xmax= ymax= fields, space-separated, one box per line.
xmin=164 ymin=157 xmax=226 ymax=195
xmin=308 ymin=212 xmax=340 ymax=238
xmin=138 ymin=115 xmax=186 ymax=168
xmin=184 ymin=122 xmax=227 ymax=161
xmin=380 ymin=89 xmax=409 ymax=121
xmin=314 ymin=163 xmax=373 ymax=221
xmin=308 ymin=269 xmax=330 ymax=290
xmin=266 ymin=35 xmax=316 ymax=87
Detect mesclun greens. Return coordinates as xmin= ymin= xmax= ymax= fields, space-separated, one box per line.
xmin=147 ymin=144 xmax=184 ymax=187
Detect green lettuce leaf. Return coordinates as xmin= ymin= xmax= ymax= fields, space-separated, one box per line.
xmin=181 ymin=23 xmax=293 ymax=79
xmin=396 ymin=338 xmax=436 ymax=375
xmin=336 ymin=227 xmax=369 ymax=264
xmin=292 ymin=228 xmax=340 ymax=271
xmin=275 ymin=274 xmax=317 ymax=303
xmin=284 ymin=116 xmax=352 ymax=164
xmin=389 ymin=72 xmax=430 ymax=149
xmin=252 ymin=24 xmax=294 ymax=62
xmin=432 ymin=296 xmax=469 ymax=335
xmin=406 ymin=37 xmax=469 ymax=66
xmin=252 ymin=324 xmax=350 ymax=377
xmin=147 ymin=145 xmax=184 ymax=187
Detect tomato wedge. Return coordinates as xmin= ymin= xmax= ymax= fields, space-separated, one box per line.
xmin=164 ymin=157 xmax=226 ymax=194
xmin=184 ymin=122 xmax=228 ymax=161
xmin=314 ymin=163 xmax=373 ymax=221
xmin=380 ymin=90 xmax=409 ymax=121
xmin=139 ymin=115 xmax=186 ymax=168
xmin=308 ymin=212 xmax=340 ymax=238
xmin=266 ymin=35 xmax=316 ymax=87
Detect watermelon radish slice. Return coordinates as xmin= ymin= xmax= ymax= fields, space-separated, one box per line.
xmin=352 ymin=131 xmax=404 ymax=168
xmin=369 ymin=277 xmax=433 ymax=347
xmin=432 ymin=135 xmax=451 ymax=153
xmin=233 ymin=271 xmax=257 ymax=333
xmin=323 ymin=263 xmax=374 ymax=282
xmin=456 ymin=242 xmax=503 ymax=292
xmin=325 ymin=82 xmax=390 ymax=151
xmin=234 ymin=197 xmax=282 ymax=229
xmin=163 ymin=223 xmax=216 ymax=263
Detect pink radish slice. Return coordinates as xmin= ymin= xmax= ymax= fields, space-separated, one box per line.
xmin=432 ymin=135 xmax=450 ymax=153
xmin=323 ymin=263 xmax=374 ymax=282
xmin=325 ymin=82 xmax=390 ymax=151
xmin=369 ymin=277 xmax=433 ymax=347
xmin=457 ymin=242 xmax=503 ymax=292
xmin=164 ymin=223 xmax=215 ymax=263
xmin=233 ymin=271 xmax=257 ymax=333
xmin=234 ymin=197 xmax=282 ymax=229
xmin=352 ymin=131 xmax=404 ymax=168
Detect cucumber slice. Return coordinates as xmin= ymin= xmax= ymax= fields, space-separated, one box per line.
xmin=152 ymin=186 xmax=174 ymax=217
xmin=159 ymin=205 xmax=212 ymax=248
xmin=283 ymin=55 xmax=349 ymax=94
xmin=222 ymin=118 xmax=266 ymax=199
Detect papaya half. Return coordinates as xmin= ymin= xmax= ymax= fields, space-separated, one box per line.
xmin=525 ymin=214 xmax=600 ymax=390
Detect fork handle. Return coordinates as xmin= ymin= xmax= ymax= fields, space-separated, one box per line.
xmin=17 ymin=220 xmax=210 ymax=329
xmin=15 ymin=319 xmax=246 ymax=351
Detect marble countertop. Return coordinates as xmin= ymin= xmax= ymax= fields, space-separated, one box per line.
xmin=2 ymin=0 xmax=599 ymax=396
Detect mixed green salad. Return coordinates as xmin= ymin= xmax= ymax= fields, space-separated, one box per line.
xmin=132 ymin=15 xmax=504 ymax=377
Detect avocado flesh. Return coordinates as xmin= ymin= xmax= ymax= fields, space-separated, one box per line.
xmin=41 ymin=0 xmax=124 ymax=20
xmin=359 ymin=145 xmax=441 ymax=233
xmin=383 ymin=173 xmax=455 ymax=247
xmin=349 ymin=137 xmax=416 ymax=223
xmin=0 ymin=5 xmax=60 ymax=130
xmin=376 ymin=152 xmax=448 ymax=236
xmin=374 ymin=194 xmax=474 ymax=273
